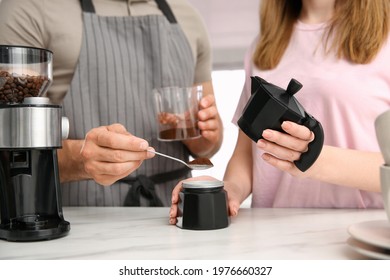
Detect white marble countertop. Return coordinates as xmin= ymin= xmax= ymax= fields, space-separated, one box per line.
xmin=0 ymin=207 xmax=388 ymax=260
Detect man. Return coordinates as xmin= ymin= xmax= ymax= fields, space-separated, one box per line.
xmin=0 ymin=0 xmax=223 ymax=206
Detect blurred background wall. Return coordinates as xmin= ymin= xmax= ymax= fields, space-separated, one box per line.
xmin=188 ymin=0 xmax=259 ymax=70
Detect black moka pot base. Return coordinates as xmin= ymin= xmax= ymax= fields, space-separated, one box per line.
xmin=178 ymin=192 xmax=230 ymax=230
xmin=176 ymin=181 xmax=230 ymax=230
xmin=0 ymin=217 xmax=70 ymax=242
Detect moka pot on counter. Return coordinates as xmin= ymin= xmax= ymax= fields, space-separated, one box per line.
xmin=176 ymin=180 xmax=230 ymax=230
xmin=0 ymin=45 xmax=70 ymax=241
xmin=238 ymin=76 xmax=324 ymax=172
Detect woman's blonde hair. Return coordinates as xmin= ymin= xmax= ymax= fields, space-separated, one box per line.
xmin=253 ymin=0 xmax=390 ymax=69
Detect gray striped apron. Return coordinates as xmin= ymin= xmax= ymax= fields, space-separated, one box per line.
xmin=61 ymin=0 xmax=195 ymax=206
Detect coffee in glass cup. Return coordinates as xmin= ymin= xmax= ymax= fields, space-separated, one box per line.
xmin=153 ymin=85 xmax=202 ymax=141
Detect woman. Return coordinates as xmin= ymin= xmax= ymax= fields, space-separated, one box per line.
xmin=0 ymin=0 xmax=223 ymax=206
xmin=170 ymin=0 xmax=390 ymax=222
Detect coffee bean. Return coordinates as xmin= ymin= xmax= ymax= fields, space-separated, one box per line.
xmin=0 ymin=70 xmax=49 ymax=103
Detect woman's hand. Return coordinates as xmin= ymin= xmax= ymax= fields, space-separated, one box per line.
xmin=169 ymin=176 xmax=242 ymax=225
xmin=256 ymin=121 xmax=315 ymax=176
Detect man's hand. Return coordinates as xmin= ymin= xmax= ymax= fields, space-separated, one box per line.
xmin=59 ymin=123 xmax=155 ymax=185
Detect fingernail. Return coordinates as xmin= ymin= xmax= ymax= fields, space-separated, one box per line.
xmin=257 ymin=139 xmax=266 ymax=148
xmin=282 ymin=121 xmax=292 ymax=130
xmin=262 ymin=154 xmax=271 ymax=161
xmin=262 ymin=130 xmax=272 ymax=138
xmin=139 ymin=141 xmax=148 ymax=150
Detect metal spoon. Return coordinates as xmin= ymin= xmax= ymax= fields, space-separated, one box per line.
xmin=148 ymin=150 xmax=213 ymax=170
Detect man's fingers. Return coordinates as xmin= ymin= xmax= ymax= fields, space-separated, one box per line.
xmin=90 ymin=128 xmax=149 ymax=151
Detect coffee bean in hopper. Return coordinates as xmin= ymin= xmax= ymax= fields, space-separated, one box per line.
xmin=0 ymin=70 xmax=48 ymax=103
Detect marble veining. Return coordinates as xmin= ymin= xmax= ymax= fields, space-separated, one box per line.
xmin=0 ymin=207 xmax=388 ymax=260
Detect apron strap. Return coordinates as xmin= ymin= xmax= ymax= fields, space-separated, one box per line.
xmin=124 ymin=175 xmax=164 ymax=206
xmin=79 ymin=0 xmax=177 ymax=23
xmin=120 ymin=167 xmax=190 ymax=206
xmin=80 ymin=0 xmax=95 ymax=13
xmin=155 ymin=0 xmax=177 ymax=23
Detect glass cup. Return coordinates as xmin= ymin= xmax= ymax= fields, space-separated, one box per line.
xmin=153 ymin=86 xmax=202 ymax=141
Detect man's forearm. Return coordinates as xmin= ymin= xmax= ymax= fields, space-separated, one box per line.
xmin=58 ymin=139 xmax=90 ymax=183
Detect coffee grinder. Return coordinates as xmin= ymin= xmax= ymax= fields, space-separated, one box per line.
xmin=0 ymin=45 xmax=70 ymax=241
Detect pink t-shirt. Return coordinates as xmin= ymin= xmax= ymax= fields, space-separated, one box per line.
xmin=232 ymin=21 xmax=390 ymax=208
